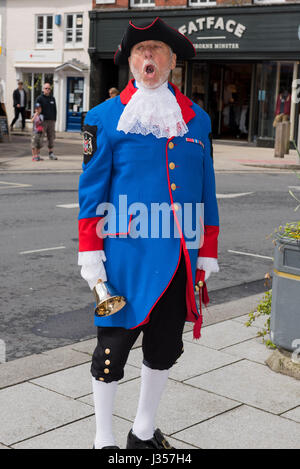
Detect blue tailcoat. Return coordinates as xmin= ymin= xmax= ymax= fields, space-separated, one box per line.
xmin=78 ymin=81 xmax=219 ymax=330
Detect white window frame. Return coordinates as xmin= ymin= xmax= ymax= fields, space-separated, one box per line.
xmin=253 ymin=0 xmax=286 ymax=4
xmin=95 ymin=0 xmax=115 ymax=4
xmin=130 ymin=0 xmax=155 ymax=7
xmin=188 ymin=0 xmax=216 ymax=6
xmin=64 ymin=12 xmax=84 ymax=49
xmin=35 ymin=14 xmax=54 ymax=48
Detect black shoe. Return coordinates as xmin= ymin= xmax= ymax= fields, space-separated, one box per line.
xmin=126 ymin=428 xmax=174 ymax=450
xmin=93 ymin=445 xmax=120 ymax=449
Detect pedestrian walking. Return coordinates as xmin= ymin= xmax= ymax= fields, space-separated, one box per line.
xmin=0 ymin=80 xmax=5 ymax=114
xmin=78 ymin=17 xmax=219 ymax=450
xmin=36 ymin=83 xmax=57 ymax=160
xmin=31 ymin=103 xmax=44 ymax=161
xmin=10 ymin=81 xmax=27 ymax=131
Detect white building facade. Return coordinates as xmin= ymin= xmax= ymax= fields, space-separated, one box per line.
xmin=0 ymin=0 xmax=7 ymax=104
xmin=6 ymin=0 xmax=92 ymax=132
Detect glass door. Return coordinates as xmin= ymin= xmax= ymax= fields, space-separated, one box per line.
xmin=66 ymin=77 xmax=84 ymax=132
xmin=256 ymin=62 xmax=294 ymax=142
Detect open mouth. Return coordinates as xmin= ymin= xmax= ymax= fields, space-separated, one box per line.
xmin=144 ymin=64 xmax=155 ymax=75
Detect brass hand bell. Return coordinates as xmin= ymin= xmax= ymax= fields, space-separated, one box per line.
xmin=93 ymin=279 xmax=126 ymax=317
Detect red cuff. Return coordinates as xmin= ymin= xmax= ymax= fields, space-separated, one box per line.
xmin=78 ymin=217 xmax=104 ymax=252
xmin=198 ymin=225 xmax=219 ymax=258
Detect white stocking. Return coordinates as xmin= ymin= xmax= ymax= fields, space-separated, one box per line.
xmin=132 ymin=364 xmax=170 ymax=441
xmin=92 ymin=377 xmax=118 ymax=449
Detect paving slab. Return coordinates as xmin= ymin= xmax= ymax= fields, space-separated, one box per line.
xmin=200 ymin=293 xmax=266 ymax=327
xmin=31 ymin=363 xmax=140 ymax=399
xmin=12 ymin=415 xmax=197 ymax=449
xmin=0 ymin=346 xmax=91 ymax=389
xmin=80 ymin=378 xmax=240 ymax=435
xmin=127 ymin=342 xmax=239 ymax=381
xmin=0 ymin=382 xmax=93 ymax=446
xmin=281 ymin=406 xmax=300 ymax=424
xmin=0 ymin=443 xmax=10 ymax=449
xmin=221 ymin=337 xmax=271 ymax=365
xmin=183 ymin=319 xmax=258 ymax=350
xmin=71 ymin=339 xmax=96 ymax=355
xmin=173 ymin=405 xmax=300 ymax=449
xmin=233 ymin=313 xmax=270 ymax=331
xmin=185 ymin=360 xmax=300 ymax=414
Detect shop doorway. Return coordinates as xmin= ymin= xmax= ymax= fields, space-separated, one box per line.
xmin=66 ymin=77 xmax=84 ymax=132
xmin=254 ymin=62 xmax=294 ymax=145
xmin=191 ymin=62 xmax=253 ymax=140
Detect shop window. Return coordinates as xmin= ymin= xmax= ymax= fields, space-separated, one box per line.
xmin=255 ymin=62 xmax=293 ymax=142
xmin=22 ymin=72 xmax=54 ymax=117
xmin=65 ymin=13 xmax=83 ymax=47
xmin=170 ymin=62 xmax=186 ymax=95
xmin=130 ymin=0 xmax=155 ymax=7
xmin=36 ymin=15 xmax=53 ymax=46
xmin=189 ymin=0 xmax=216 ymax=6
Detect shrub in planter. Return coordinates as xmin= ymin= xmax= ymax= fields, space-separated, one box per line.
xmin=247 ymin=149 xmax=300 ymax=350
xmin=269 ymin=222 xmax=300 ymax=351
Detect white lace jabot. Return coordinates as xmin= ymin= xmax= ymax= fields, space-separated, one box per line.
xmin=117 ymin=80 xmax=188 ymax=139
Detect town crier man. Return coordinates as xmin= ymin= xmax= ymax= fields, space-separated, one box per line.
xmin=78 ymin=17 xmax=219 ymax=450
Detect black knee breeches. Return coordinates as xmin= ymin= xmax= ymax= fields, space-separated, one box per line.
xmin=91 ymin=253 xmax=187 ymax=383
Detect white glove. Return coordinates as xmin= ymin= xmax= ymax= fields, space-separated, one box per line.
xmin=78 ymin=251 xmax=107 ymax=290
xmin=197 ymin=257 xmax=219 ymax=281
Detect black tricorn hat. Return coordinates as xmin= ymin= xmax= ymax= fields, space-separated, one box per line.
xmin=114 ymin=17 xmax=196 ymax=65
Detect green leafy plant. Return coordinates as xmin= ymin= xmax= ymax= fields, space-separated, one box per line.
xmin=267 ymin=221 xmax=300 ymax=245
xmin=245 ymin=290 xmax=276 ymax=349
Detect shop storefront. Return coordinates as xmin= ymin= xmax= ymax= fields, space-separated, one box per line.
xmin=12 ymin=51 xmax=89 ymax=132
xmin=89 ymin=4 xmax=300 ymax=145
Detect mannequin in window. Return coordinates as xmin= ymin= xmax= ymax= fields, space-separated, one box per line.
xmin=273 ymin=88 xmax=291 ymax=127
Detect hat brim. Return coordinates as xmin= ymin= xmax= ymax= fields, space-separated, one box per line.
xmin=114 ymin=17 xmax=195 ymax=65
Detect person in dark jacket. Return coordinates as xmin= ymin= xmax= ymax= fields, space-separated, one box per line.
xmin=10 ymin=81 xmax=27 ymax=131
xmin=36 ymin=83 xmax=58 ymax=160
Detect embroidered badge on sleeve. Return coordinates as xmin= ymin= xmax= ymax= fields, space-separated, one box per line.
xmin=83 ymin=125 xmax=97 ymax=164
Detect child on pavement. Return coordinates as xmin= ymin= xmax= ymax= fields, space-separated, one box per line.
xmin=31 ymin=103 xmax=44 ymax=161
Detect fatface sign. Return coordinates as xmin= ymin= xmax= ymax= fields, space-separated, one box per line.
xmin=175 ymin=11 xmax=300 ymax=54
xmin=178 ymin=17 xmax=247 ymax=50
xmin=92 ymin=6 xmax=300 ymax=58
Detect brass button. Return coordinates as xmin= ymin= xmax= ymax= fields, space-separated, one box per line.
xmin=99 ymin=377 xmax=104 ymax=381
xmin=169 ymin=162 xmax=175 ymax=170
xmin=168 ymin=142 xmax=174 ymax=150
xmin=173 ymin=203 xmax=179 ymax=212
xmin=104 ymin=348 xmax=110 ymax=355
xmin=105 ymin=359 xmax=110 ymax=365
xmin=104 ymin=368 xmax=110 ymax=374
xmin=171 ymin=183 xmax=176 ymax=191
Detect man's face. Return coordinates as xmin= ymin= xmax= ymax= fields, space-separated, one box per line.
xmin=129 ymin=40 xmax=176 ymax=89
xmin=43 ymin=84 xmax=51 ymax=96
xmin=18 ymin=83 xmax=23 ymax=90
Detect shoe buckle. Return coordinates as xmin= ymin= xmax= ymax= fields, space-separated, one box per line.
xmin=161 ymin=438 xmax=171 ymax=449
